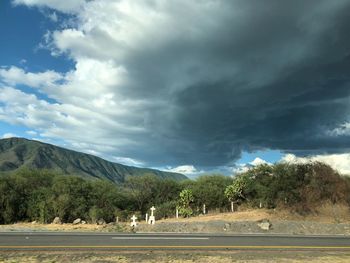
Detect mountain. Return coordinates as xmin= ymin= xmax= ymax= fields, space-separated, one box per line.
xmin=0 ymin=137 xmax=187 ymax=183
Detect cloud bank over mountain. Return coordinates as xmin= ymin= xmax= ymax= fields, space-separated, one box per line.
xmin=1 ymin=0 xmax=350 ymax=172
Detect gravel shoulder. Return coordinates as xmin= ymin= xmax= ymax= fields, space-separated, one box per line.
xmin=136 ymin=203 xmax=350 ymax=235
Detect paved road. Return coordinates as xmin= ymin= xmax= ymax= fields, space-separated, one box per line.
xmin=0 ymin=232 xmax=349 ymax=251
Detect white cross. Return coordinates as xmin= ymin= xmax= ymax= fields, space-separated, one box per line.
xmin=150 ymin=206 xmax=156 ymax=217
xmin=130 ymin=215 xmax=137 ymax=227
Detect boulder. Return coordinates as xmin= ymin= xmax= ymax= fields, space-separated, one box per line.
xmin=257 ymin=219 xmax=271 ymax=231
xmin=81 ymin=220 xmax=86 ymax=224
xmin=97 ymin=218 xmax=106 ymax=225
xmin=73 ymin=218 xmax=82 ymax=225
xmin=52 ymin=217 xmax=62 ymax=224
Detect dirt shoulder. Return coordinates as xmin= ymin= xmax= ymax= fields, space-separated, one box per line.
xmin=0 ymin=222 xmax=128 ymax=233
xmin=1 ymin=250 xmax=350 ymax=263
xmin=136 ymin=204 xmax=350 ymax=235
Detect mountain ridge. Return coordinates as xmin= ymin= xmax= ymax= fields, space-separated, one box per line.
xmin=0 ymin=137 xmax=187 ymax=183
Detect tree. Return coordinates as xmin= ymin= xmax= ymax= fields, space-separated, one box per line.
xmin=27 ymin=187 xmax=53 ymax=223
xmin=234 ymin=164 xmax=276 ymax=208
xmin=51 ymin=176 xmax=91 ymax=222
xmin=89 ymin=180 xmax=125 ymax=222
xmin=178 ymin=189 xmax=194 ymax=217
xmin=153 ymin=179 xmax=181 ymax=205
xmin=225 ymin=176 xmax=250 ymax=211
xmin=191 ymin=175 xmax=232 ymax=211
xmin=124 ymin=174 xmax=158 ymax=213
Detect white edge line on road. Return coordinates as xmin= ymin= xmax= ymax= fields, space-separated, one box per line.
xmin=0 ymin=232 xmax=349 ymax=239
xmin=111 ymin=237 xmax=209 ymax=240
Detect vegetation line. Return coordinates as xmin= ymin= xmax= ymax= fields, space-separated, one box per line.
xmin=0 ymin=161 xmax=349 ymax=224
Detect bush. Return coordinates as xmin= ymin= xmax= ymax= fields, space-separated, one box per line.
xmin=230 ymin=162 xmax=350 ymax=213
xmin=156 ymin=201 xmax=177 ymax=219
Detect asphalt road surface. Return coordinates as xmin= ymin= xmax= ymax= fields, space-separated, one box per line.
xmin=0 ymin=232 xmax=349 ymax=251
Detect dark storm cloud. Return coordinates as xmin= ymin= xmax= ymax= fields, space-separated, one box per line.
xmin=113 ymin=0 xmax=350 ymax=167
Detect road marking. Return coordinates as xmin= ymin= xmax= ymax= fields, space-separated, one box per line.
xmin=1 ymin=245 xmax=350 ymax=249
xmin=111 ymin=237 xmax=209 ymax=240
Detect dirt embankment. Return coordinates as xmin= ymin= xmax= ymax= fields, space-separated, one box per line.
xmin=136 ymin=203 xmax=350 ymax=235
xmin=1 ymin=203 xmax=350 ymax=235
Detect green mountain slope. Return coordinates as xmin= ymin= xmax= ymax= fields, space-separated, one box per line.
xmin=0 ymin=138 xmax=187 ymax=183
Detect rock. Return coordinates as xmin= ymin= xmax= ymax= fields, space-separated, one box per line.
xmin=223 ymin=223 xmax=230 ymax=231
xmin=97 ymin=218 xmax=106 ymax=225
xmin=108 ymin=222 xmax=116 ymax=226
xmin=257 ymin=219 xmax=271 ymax=231
xmin=73 ymin=218 xmax=81 ymax=225
xmin=52 ymin=217 xmax=61 ymax=224
xmin=31 ymin=221 xmax=37 ymax=224
xmin=81 ymin=220 xmax=86 ymax=224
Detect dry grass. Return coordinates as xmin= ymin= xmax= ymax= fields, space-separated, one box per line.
xmin=159 ymin=203 xmax=350 ymax=224
xmin=1 ymin=203 xmax=349 ymax=233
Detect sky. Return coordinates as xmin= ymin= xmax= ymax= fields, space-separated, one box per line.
xmin=1 ymin=0 xmax=350 ymax=177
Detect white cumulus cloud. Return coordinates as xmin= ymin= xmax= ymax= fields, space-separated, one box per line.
xmin=0 ymin=66 xmax=62 ymax=92
xmin=328 ymin=122 xmax=350 ymax=136
xmin=26 ymin=130 xmax=38 ymax=136
xmin=232 ymin=157 xmax=271 ymax=174
xmin=281 ymin=153 xmax=350 ymax=175
xmin=250 ymin=157 xmax=271 ymax=166
xmin=112 ymin=156 xmax=144 ymax=167
xmin=166 ymin=165 xmax=199 ymax=176
xmin=12 ymin=0 xmax=86 ymax=13
xmin=2 ymin=133 xmax=18 ymax=139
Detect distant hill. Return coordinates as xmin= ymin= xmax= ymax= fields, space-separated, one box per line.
xmin=0 ymin=137 xmax=187 ymax=183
